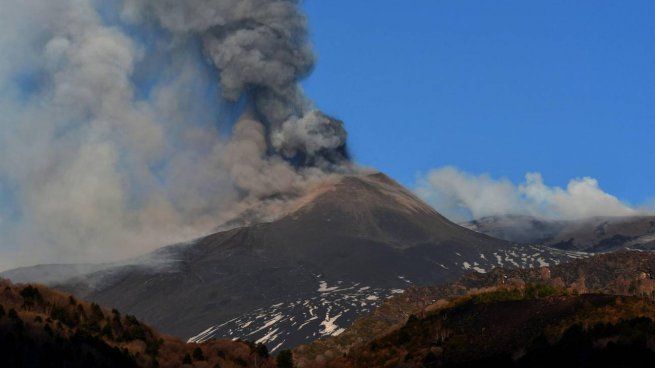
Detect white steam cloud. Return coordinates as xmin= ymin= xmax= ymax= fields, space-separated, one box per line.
xmin=415 ymin=167 xmax=641 ymax=223
xmin=0 ymin=0 xmax=350 ymax=271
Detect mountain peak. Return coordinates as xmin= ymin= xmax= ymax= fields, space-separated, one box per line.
xmin=289 ymin=172 xmax=441 ymax=220
xmin=5 ymin=171 xmax=528 ymax=352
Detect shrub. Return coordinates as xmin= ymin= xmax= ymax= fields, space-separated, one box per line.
xmin=470 ymin=289 xmax=523 ymax=304
xmin=8 ymin=308 xmax=19 ymax=320
xmin=469 ymin=284 xmax=560 ymax=304
xmin=50 ymin=304 xmax=79 ymax=327
xmin=8 ymin=308 xmax=24 ymax=331
xmin=193 ymin=347 xmax=205 ymax=361
xmin=276 ymin=349 xmax=293 ymax=368
xmin=146 ymin=338 xmax=164 ymax=357
xmin=255 ymin=343 xmax=269 ymax=358
xmin=101 ymin=324 xmax=114 ymax=339
xmin=20 ymin=285 xmax=44 ymax=308
xmin=524 ymin=283 xmax=559 ymax=299
xmin=90 ymin=303 xmax=104 ymax=321
xmin=77 ymin=304 xmax=86 ymax=319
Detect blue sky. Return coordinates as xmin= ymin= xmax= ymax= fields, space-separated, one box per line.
xmin=302 ymin=0 xmax=655 ymax=206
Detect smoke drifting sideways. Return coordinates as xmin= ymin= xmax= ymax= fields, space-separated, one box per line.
xmin=0 ymin=0 xmax=352 ymax=271
xmin=415 ymin=167 xmax=643 ymax=223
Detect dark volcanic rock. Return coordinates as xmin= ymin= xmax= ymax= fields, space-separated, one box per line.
xmin=2 ymin=173 xmax=577 ymax=351
xmin=295 ymin=251 xmax=655 ymax=368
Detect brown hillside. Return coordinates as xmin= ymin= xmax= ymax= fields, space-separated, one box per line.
xmin=0 ymin=279 xmax=276 ymax=368
xmin=295 ymin=251 xmax=655 ymax=366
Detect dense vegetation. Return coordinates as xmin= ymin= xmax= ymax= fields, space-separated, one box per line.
xmin=321 ymin=291 xmax=655 ymax=367
xmin=295 ymin=251 xmax=655 ymax=367
xmin=0 ymin=279 xmax=278 ymax=368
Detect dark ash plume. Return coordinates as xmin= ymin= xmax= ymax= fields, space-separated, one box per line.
xmin=0 ymin=0 xmax=355 ymax=270
xmin=123 ymin=0 xmax=349 ymax=166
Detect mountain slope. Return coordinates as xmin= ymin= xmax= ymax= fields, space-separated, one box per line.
xmin=3 ymin=173 xmax=578 ymax=351
xmin=0 ymin=279 xmax=275 ymax=368
xmin=466 ymin=215 xmax=655 ymax=251
xmin=339 ymin=294 xmax=655 ymax=368
xmin=296 ymin=250 xmax=655 ymax=368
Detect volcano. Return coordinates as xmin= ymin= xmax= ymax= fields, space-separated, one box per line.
xmin=465 ymin=214 xmax=655 ymax=252
xmin=2 ymin=172 xmax=580 ymax=351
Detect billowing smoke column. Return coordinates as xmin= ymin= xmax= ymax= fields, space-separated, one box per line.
xmin=0 ymin=0 xmax=352 ymax=270
xmin=123 ymin=0 xmax=349 ymax=166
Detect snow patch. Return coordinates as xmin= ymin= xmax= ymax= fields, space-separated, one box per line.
xmin=320 ymin=310 xmax=344 ymax=336
xmin=318 ymin=281 xmax=338 ymax=293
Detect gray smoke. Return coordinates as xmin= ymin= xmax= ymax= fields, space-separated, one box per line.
xmin=415 ymin=167 xmax=640 ymax=222
xmin=122 ymin=0 xmax=348 ymax=164
xmin=0 ymin=0 xmax=352 ymax=271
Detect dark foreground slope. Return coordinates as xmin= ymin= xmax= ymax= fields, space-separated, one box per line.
xmin=0 ymin=279 xmax=275 ymax=368
xmin=3 ymin=173 xmax=578 ymax=351
xmin=294 ymin=250 xmax=655 ymax=366
xmin=339 ymin=293 xmax=655 ymax=368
